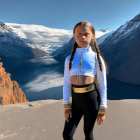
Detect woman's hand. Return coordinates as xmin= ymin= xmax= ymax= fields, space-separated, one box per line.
xmin=64 ymin=109 xmax=72 ymax=122
xmin=96 ymin=113 xmax=106 ymax=125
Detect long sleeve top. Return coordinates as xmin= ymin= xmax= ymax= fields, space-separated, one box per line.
xmin=62 ymin=46 xmax=107 ymax=108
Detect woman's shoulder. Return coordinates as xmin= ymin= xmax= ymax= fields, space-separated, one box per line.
xmin=66 ymin=54 xmax=71 ymax=59
xmin=65 ymin=54 xmax=71 ymax=62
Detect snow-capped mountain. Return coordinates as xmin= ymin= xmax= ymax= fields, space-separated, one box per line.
xmin=0 ymin=21 xmax=34 ymax=59
xmin=99 ymin=13 xmax=140 ymax=85
xmin=0 ymin=21 xmax=110 ymax=73
xmin=5 ymin=23 xmax=73 ymax=52
xmin=0 ymin=21 xmax=48 ymax=60
xmin=6 ymin=23 xmax=110 ymax=52
xmin=1 ymin=22 xmax=110 ymax=60
xmin=96 ymin=31 xmax=114 ymax=45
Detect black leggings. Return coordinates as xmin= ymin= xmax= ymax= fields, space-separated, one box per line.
xmin=63 ymin=82 xmax=101 ymax=140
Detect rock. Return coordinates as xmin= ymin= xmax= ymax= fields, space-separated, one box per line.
xmin=0 ymin=61 xmax=28 ymax=105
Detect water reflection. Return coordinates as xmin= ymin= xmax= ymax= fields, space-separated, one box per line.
xmin=107 ymin=78 xmax=140 ymax=99
xmin=3 ymin=57 xmax=140 ymax=102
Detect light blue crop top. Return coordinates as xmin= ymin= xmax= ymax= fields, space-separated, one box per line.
xmin=62 ymin=46 xmax=107 ymax=108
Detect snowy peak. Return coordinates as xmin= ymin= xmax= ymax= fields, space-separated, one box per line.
xmin=5 ymin=23 xmax=73 ymax=52
xmin=99 ymin=28 xmax=109 ymax=32
xmin=113 ymin=13 xmax=140 ymax=39
xmin=1 ymin=21 xmax=111 ymax=60
xmin=0 ymin=21 xmax=17 ymax=36
xmin=0 ymin=22 xmax=49 ymax=59
xmin=0 ymin=21 xmax=10 ymax=32
xmin=5 ymin=23 xmax=111 ymax=54
xmin=99 ymin=13 xmax=140 ymax=48
xmin=99 ymin=12 xmax=140 ymax=85
xmin=130 ymin=12 xmax=140 ymax=22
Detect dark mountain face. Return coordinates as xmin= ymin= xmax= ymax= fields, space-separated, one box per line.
xmin=0 ymin=21 xmax=48 ymax=60
xmin=99 ymin=13 xmax=140 ymax=85
xmin=0 ymin=21 xmax=34 ymax=59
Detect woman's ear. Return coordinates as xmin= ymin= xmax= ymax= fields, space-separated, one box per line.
xmin=92 ymin=36 xmax=96 ymax=41
xmin=92 ymin=34 xmax=94 ymax=39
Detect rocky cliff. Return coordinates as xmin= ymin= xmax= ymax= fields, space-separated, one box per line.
xmin=0 ymin=61 xmax=28 ymax=105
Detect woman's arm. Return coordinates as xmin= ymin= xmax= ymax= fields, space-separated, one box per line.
xmin=62 ymin=55 xmax=72 ymax=110
xmin=95 ymin=54 xmax=107 ymax=115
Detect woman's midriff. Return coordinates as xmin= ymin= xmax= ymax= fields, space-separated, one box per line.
xmin=71 ymin=75 xmax=94 ymax=85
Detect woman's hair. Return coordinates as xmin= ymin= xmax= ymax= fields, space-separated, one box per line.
xmin=69 ymin=21 xmax=108 ymax=73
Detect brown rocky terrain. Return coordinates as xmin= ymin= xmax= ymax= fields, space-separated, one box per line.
xmin=0 ymin=61 xmax=28 ymax=105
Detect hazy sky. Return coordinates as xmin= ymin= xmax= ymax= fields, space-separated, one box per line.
xmin=0 ymin=0 xmax=140 ymax=31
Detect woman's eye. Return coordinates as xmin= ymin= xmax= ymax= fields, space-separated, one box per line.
xmin=85 ymin=33 xmax=89 ymax=36
xmin=78 ymin=33 xmax=90 ymax=36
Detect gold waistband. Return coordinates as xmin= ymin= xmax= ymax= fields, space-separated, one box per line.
xmin=72 ymin=84 xmax=95 ymax=93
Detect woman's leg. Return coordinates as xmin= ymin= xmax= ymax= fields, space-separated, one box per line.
xmin=62 ymin=83 xmax=100 ymax=140
xmin=62 ymin=106 xmax=83 ymax=140
xmin=63 ymin=88 xmax=84 ymax=140
xmin=83 ymin=89 xmax=100 ymax=140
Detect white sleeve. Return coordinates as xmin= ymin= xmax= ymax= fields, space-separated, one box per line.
xmin=62 ymin=56 xmax=72 ymax=104
xmin=95 ymin=54 xmax=107 ymax=108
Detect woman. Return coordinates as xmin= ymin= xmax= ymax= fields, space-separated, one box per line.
xmin=62 ymin=21 xmax=107 ymax=140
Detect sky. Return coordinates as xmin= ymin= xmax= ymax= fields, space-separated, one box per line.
xmin=0 ymin=0 xmax=140 ymax=31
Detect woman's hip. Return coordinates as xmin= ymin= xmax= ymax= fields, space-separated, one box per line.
xmin=71 ymin=82 xmax=100 ymax=109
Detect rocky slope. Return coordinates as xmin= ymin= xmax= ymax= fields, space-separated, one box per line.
xmin=99 ymin=13 xmax=140 ymax=85
xmin=0 ymin=61 xmax=28 ymax=105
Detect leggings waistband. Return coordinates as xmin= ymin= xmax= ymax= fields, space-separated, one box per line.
xmin=72 ymin=81 xmax=96 ymax=88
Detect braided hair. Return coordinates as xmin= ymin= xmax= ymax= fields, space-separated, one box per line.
xmin=69 ymin=21 xmax=107 ymax=72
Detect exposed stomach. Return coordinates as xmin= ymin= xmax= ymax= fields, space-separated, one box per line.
xmin=71 ymin=75 xmax=95 ymax=85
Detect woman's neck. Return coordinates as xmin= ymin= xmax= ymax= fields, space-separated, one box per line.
xmin=77 ymin=45 xmax=90 ymax=48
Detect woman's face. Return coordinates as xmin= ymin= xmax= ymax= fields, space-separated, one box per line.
xmin=74 ymin=25 xmax=94 ymax=48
